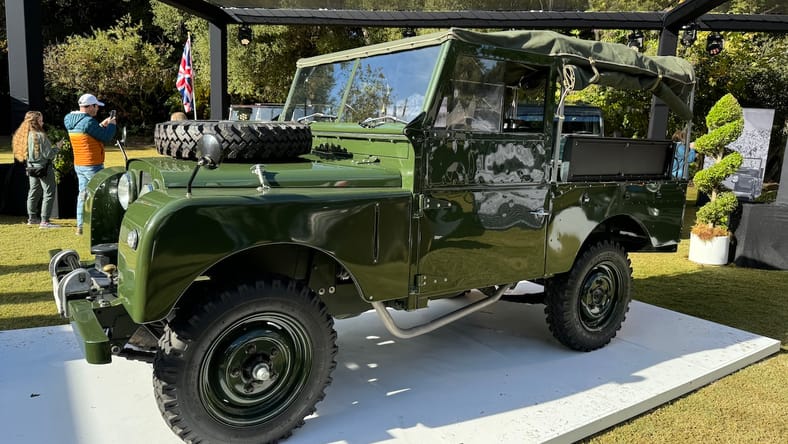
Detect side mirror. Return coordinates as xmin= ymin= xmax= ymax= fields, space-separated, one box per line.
xmin=116 ymin=126 xmax=129 ymax=165
xmin=197 ymin=133 xmax=224 ymax=169
xmin=186 ymin=134 xmax=224 ymax=198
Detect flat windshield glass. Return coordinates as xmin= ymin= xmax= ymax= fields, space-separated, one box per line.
xmin=284 ymin=46 xmax=441 ymax=125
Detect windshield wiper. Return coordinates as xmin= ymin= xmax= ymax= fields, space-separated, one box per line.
xmin=358 ymin=115 xmax=409 ymax=128
xmin=296 ymin=112 xmax=337 ymax=124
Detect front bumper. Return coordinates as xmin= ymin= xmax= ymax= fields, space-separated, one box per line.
xmin=49 ymin=248 xmax=136 ymax=364
xmin=67 ymin=300 xmax=123 ymax=364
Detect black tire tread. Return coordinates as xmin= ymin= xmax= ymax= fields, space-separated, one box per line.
xmin=152 ymin=279 xmax=337 ymax=444
xmin=153 ymin=121 xmax=312 ymax=163
xmin=544 ymin=240 xmax=632 ymax=351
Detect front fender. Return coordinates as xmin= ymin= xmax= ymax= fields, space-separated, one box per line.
xmin=117 ymin=189 xmax=412 ymax=323
xmin=84 ymin=166 xmax=126 ymax=246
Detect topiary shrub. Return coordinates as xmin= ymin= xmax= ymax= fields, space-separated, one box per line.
xmin=46 ymin=127 xmax=74 ymax=185
xmin=691 ymin=93 xmax=744 ymax=240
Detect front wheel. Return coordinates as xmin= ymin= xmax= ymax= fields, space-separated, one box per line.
xmin=153 ymin=279 xmax=337 ymax=444
xmin=544 ymin=240 xmax=632 ymax=351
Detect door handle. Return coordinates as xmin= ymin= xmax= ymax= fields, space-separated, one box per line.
xmin=530 ymin=209 xmax=549 ymax=218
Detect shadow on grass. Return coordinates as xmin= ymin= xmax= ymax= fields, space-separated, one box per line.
xmin=0 ymin=216 xmax=28 ymax=226
xmin=0 ymin=290 xmax=53 ymax=304
xmin=1 ymin=314 xmax=68 ymax=330
xmin=0 ymin=313 xmax=66 ymax=330
xmin=0 ymin=263 xmax=51 ymax=275
xmin=0 ymin=289 xmax=65 ymax=330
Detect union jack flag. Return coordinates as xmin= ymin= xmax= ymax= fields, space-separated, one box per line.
xmin=176 ymin=35 xmax=194 ymax=113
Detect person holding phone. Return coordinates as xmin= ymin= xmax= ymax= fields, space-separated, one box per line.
xmin=64 ymin=93 xmax=116 ymax=235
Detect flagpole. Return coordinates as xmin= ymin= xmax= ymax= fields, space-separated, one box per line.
xmin=188 ymin=33 xmax=197 ymax=120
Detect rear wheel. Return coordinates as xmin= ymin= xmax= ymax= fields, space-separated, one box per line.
xmin=153 ymin=278 xmax=337 ymax=444
xmin=544 ymin=240 xmax=632 ymax=351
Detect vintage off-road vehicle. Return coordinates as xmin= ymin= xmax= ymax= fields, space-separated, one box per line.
xmin=50 ymin=29 xmax=695 ymax=443
xmin=228 ymin=103 xmax=285 ymax=121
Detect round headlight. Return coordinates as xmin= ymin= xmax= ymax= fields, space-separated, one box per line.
xmin=127 ymin=229 xmax=139 ymax=250
xmin=139 ymin=183 xmax=155 ymax=198
xmin=117 ymin=172 xmax=136 ymax=210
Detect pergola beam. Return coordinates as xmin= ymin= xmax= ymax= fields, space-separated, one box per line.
xmin=209 ymin=23 xmax=230 ymax=120
xmin=699 ymin=14 xmax=788 ymax=32
xmin=157 ymin=0 xmax=233 ymax=25
xmin=649 ymin=29 xmax=679 ymax=141
xmin=228 ymin=10 xmax=665 ymax=29
xmin=5 ymin=0 xmax=44 ymax=130
xmin=663 ymin=0 xmax=728 ymax=31
xmin=223 ymin=9 xmax=788 ymax=32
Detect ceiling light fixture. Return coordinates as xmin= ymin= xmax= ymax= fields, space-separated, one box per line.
xmin=680 ymin=23 xmax=698 ymax=47
xmin=627 ymin=31 xmax=644 ymax=52
xmin=706 ymin=32 xmax=724 ymax=56
xmin=238 ymin=25 xmax=252 ymax=46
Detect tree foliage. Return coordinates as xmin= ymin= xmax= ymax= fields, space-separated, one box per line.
xmin=587 ymin=1 xmax=788 ymax=158
xmin=41 ymin=0 xmax=154 ymax=44
xmin=43 ymin=16 xmax=174 ymax=128
xmin=150 ymin=0 xmax=399 ymax=116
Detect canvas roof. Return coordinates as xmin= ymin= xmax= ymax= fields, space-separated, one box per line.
xmin=298 ymin=28 xmax=696 ymax=120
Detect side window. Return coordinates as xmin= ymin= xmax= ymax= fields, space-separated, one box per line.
xmin=504 ymin=68 xmax=549 ymax=133
xmin=435 ymin=56 xmax=505 ymax=133
xmin=434 ymin=56 xmax=549 ymax=134
xmin=443 ymin=80 xmax=503 ymax=132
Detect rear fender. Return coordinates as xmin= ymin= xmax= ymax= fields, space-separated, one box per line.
xmin=546 ymin=182 xmax=682 ymax=276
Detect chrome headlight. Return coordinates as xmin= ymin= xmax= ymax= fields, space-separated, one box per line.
xmin=117 ymin=172 xmax=136 ymax=210
xmin=139 ymin=182 xmax=154 ymax=198
xmin=126 ymin=228 xmax=139 ymax=250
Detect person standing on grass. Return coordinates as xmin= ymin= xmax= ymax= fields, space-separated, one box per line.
xmin=12 ymin=111 xmax=60 ymax=229
xmin=64 ymin=93 xmax=116 ymax=235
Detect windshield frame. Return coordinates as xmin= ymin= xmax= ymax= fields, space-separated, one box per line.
xmin=282 ymin=45 xmax=444 ymax=126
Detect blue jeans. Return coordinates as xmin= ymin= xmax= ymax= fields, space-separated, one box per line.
xmin=75 ymin=164 xmax=104 ymax=228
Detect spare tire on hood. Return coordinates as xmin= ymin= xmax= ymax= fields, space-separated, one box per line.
xmin=154 ymin=120 xmax=312 ymax=163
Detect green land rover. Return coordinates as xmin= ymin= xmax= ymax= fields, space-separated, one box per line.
xmin=50 ymin=28 xmax=695 ymax=443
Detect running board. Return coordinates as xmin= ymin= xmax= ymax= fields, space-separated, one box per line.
xmin=370 ymin=284 xmax=514 ymax=339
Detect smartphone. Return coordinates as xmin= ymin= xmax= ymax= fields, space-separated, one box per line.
xmin=109 ymin=110 xmax=116 ymax=119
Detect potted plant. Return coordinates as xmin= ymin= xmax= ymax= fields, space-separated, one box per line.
xmin=47 ymin=127 xmax=78 ymax=219
xmin=688 ymin=93 xmax=744 ymax=265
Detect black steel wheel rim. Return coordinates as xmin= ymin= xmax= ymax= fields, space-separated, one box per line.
xmin=578 ymin=261 xmax=621 ymax=331
xmin=199 ymin=312 xmax=313 ymax=426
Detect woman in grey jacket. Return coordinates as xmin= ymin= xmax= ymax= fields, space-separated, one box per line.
xmin=12 ymin=111 xmax=60 ymax=228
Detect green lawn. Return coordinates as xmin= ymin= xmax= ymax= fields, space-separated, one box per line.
xmin=0 ymin=140 xmax=159 ymax=329
xmin=1 ymin=140 xmax=786 ymax=441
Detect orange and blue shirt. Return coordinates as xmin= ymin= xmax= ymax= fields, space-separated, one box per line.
xmin=64 ymin=112 xmax=116 ymax=166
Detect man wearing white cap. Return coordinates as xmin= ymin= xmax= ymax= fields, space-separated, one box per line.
xmin=64 ymin=93 xmax=117 ymax=235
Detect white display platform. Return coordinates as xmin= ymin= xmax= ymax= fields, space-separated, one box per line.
xmin=0 ymin=298 xmax=779 ymax=444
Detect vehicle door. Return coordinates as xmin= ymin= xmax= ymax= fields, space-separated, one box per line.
xmin=415 ymin=55 xmax=552 ymax=296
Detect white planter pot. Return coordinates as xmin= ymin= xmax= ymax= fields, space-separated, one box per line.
xmin=688 ymin=233 xmax=730 ymax=265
